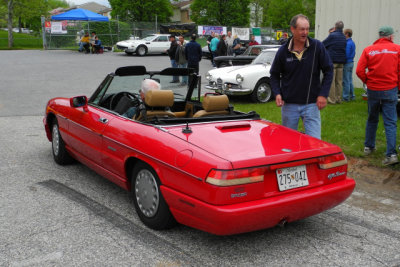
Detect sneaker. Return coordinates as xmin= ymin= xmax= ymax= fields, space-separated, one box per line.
xmin=382 ymin=154 xmax=399 ymax=166
xmin=364 ymin=147 xmax=376 ymax=156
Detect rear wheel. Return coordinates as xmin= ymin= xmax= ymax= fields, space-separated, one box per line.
xmin=131 ymin=162 xmax=176 ymax=230
xmin=251 ymin=78 xmax=272 ymax=103
xmin=51 ymin=119 xmax=74 ymax=165
xmin=136 ymin=46 xmax=147 ymax=56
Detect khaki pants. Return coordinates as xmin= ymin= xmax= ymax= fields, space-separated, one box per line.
xmin=328 ymin=63 xmax=344 ymax=104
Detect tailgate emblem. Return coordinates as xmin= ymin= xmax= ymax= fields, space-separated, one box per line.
xmin=282 ymin=148 xmax=292 ymax=152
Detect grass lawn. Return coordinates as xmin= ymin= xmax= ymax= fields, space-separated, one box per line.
xmin=0 ymin=30 xmax=42 ymax=49
xmin=231 ymin=88 xmax=400 ymax=169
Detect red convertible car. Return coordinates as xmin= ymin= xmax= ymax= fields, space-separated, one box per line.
xmin=44 ymin=66 xmax=355 ymax=235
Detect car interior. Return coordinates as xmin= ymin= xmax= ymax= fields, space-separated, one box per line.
xmin=89 ymin=66 xmax=259 ymax=125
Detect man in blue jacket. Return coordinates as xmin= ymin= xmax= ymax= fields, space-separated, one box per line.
xmin=342 ymin=29 xmax=356 ymax=101
xmin=185 ymin=34 xmax=202 ymax=74
xmin=323 ymin=21 xmax=347 ymax=104
xmin=270 ymin=14 xmax=333 ymax=139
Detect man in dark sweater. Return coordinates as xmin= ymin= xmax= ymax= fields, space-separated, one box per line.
xmin=323 ymin=21 xmax=347 ymax=104
xmin=185 ymin=34 xmax=202 ymax=74
xmin=167 ymin=35 xmax=179 ymax=83
xmin=270 ymin=14 xmax=333 ymax=139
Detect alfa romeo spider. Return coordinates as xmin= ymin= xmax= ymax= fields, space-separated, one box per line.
xmin=43 ymin=66 xmax=355 ymax=235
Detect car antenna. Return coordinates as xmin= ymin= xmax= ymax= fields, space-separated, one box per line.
xmin=182 ymin=121 xmax=192 ymax=134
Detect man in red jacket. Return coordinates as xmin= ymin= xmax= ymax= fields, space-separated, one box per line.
xmin=356 ymin=26 xmax=400 ymax=165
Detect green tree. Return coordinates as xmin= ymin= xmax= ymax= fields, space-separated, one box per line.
xmin=109 ymin=0 xmax=172 ymax=22
xmin=263 ymin=0 xmax=305 ymax=29
xmin=262 ymin=0 xmax=315 ymax=30
xmin=2 ymin=0 xmax=69 ymax=47
xmin=191 ymin=0 xmax=250 ymax=27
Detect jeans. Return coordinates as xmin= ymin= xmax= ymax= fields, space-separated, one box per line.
xmin=79 ymin=42 xmax=89 ymax=52
xmin=178 ymin=62 xmax=188 ymax=84
xmin=365 ymin=87 xmax=398 ymax=156
xmin=170 ymin=59 xmax=179 ymax=82
xmin=211 ymin=51 xmax=218 ymax=67
xmin=342 ymin=62 xmax=355 ymax=101
xmin=282 ymin=103 xmax=321 ymax=139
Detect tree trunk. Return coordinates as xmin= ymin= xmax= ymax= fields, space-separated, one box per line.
xmin=7 ymin=0 xmax=13 ymax=48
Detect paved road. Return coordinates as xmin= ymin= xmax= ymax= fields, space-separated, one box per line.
xmin=1 ymin=50 xmax=400 ymax=266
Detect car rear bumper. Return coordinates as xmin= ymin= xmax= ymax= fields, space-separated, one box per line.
xmin=161 ymin=177 xmax=355 ymax=235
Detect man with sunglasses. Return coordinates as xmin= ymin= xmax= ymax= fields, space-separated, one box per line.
xmin=270 ymin=14 xmax=333 ymax=139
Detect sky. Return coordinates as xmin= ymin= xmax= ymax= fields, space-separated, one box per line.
xmin=68 ymin=0 xmax=111 ymax=8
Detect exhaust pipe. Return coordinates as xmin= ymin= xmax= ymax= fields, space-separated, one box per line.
xmin=278 ymin=218 xmax=288 ymax=228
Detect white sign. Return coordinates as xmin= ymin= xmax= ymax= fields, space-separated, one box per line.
xmin=232 ymin=27 xmax=250 ymax=40
xmin=51 ymin=21 xmax=67 ymax=34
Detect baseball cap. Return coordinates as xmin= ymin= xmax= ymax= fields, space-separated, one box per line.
xmin=378 ymin=26 xmax=394 ymax=36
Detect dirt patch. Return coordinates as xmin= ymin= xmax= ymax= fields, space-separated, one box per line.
xmin=346 ymin=157 xmax=400 ymax=212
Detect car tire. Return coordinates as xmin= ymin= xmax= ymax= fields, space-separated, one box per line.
xmin=251 ymin=78 xmax=272 ymax=103
xmin=131 ymin=162 xmax=176 ymax=230
xmin=136 ymin=46 xmax=147 ymax=56
xmin=51 ymin=119 xmax=74 ymax=165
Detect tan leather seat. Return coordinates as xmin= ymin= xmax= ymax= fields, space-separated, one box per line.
xmin=193 ymin=95 xmax=229 ymax=118
xmin=145 ymin=89 xmax=176 ymax=118
xmin=136 ymin=90 xmax=176 ymax=120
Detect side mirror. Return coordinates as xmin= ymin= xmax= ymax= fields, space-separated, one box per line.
xmin=70 ymin=96 xmax=88 ymax=111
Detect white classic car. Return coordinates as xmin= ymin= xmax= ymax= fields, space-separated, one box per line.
xmin=205 ymin=48 xmax=278 ymax=103
xmin=116 ymin=34 xmax=171 ymax=56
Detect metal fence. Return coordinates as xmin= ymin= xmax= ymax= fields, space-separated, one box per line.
xmin=41 ymin=18 xmax=282 ymax=50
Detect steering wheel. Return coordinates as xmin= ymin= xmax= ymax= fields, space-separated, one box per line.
xmin=109 ymin=91 xmax=140 ymax=111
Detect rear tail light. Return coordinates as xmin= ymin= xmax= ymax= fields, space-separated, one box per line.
xmin=318 ymin=153 xmax=347 ymax=169
xmin=206 ymin=167 xmax=268 ymax=186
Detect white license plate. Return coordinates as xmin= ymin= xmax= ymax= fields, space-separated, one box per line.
xmin=276 ymin=165 xmax=309 ymax=191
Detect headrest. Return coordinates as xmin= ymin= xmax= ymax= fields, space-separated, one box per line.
xmin=145 ymin=90 xmax=174 ymax=107
xmin=202 ymin=95 xmax=229 ymax=112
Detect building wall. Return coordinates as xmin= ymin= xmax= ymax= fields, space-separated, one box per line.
xmin=315 ymin=0 xmax=400 ymax=88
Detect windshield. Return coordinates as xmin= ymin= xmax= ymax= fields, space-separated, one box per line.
xmin=91 ymin=73 xmax=190 ymax=106
xmin=252 ymin=50 xmax=277 ymax=65
xmin=142 ymin=35 xmax=156 ymax=41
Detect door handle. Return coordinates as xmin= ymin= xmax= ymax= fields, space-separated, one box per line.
xmin=99 ymin=117 xmax=108 ymax=123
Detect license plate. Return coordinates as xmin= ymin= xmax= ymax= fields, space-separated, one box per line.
xmin=276 ymin=165 xmax=309 ymax=191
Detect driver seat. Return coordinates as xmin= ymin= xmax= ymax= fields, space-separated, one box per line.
xmin=193 ymin=95 xmax=229 ymax=118
xmin=137 ymin=90 xmax=176 ymax=120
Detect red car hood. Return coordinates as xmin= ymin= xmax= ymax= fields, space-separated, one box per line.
xmin=166 ymin=120 xmax=341 ymax=169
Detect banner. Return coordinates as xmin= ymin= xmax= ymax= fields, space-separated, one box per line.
xmin=160 ymin=23 xmax=197 ymax=37
xmin=198 ymin=26 xmax=226 ymax=36
xmin=232 ymin=27 xmax=249 ymax=40
xmin=252 ymin=27 xmax=262 ymax=44
xmin=51 ymin=21 xmax=67 ymax=34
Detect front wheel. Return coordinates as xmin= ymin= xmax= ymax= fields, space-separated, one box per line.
xmin=251 ymin=79 xmax=272 ymax=103
xmin=51 ymin=119 xmax=74 ymax=165
xmin=131 ymin=162 xmax=176 ymax=230
xmin=136 ymin=46 xmax=147 ymax=56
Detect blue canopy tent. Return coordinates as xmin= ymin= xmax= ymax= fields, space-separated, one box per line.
xmin=49 ymin=8 xmax=112 ymax=50
xmin=51 ymin=8 xmax=109 ymax=22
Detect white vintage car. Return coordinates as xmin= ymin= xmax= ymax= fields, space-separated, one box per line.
xmin=205 ymin=48 xmax=278 ymax=103
xmin=116 ymin=34 xmax=170 ymax=56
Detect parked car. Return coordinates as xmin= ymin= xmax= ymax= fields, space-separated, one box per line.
xmin=116 ymin=34 xmax=170 ymax=56
xmin=202 ymin=40 xmax=249 ymax=59
xmin=43 ymin=65 xmax=355 ymax=235
xmin=214 ymin=45 xmax=280 ymax=68
xmin=205 ymin=48 xmax=278 ymax=103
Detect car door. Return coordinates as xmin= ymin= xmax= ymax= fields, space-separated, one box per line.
xmin=67 ymin=105 xmax=116 ymax=166
xmin=150 ymin=36 xmax=169 ymax=53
